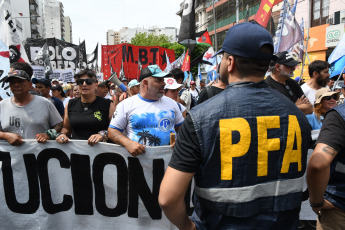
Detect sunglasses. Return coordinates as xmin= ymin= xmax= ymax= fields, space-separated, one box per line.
xmin=76 ymin=78 xmax=97 ymax=86
xmin=323 ymin=94 xmax=338 ymax=101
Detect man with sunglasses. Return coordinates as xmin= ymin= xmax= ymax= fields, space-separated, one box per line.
xmin=108 ymin=65 xmax=184 ymax=157
xmin=0 ymin=70 xmax=63 ymax=145
xmin=266 ymin=51 xmax=313 ymax=115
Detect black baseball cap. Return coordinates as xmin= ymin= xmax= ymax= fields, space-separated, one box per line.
xmin=5 ymin=70 xmax=31 ymax=82
xmin=270 ymin=51 xmax=301 ymax=67
xmin=214 ymin=22 xmax=274 ymax=61
xmin=32 ymin=78 xmax=51 ymax=87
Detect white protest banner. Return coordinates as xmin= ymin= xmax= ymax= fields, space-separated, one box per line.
xmin=96 ymin=72 xmax=104 ymax=81
xmin=0 ymin=39 xmax=11 ymax=99
xmin=32 ymin=65 xmax=45 ymax=79
xmin=0 ymin=140 xmax=181 ymax=230
xmin=48 ymin=69 xmax=61 ymax=81
xmin=62 ymin=69 xmax=74 ymax=83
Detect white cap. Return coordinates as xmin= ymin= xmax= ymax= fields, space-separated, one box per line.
xmin=52 ymin=78 xmax=59 ymax=82
xmin=164 ymin=78 xmax=183 ymax=90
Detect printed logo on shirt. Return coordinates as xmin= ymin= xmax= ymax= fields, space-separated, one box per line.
xmin=94 ymin=111 xmax=102 ymax=121
xmin=9 ymin=116 xmax=20 ymax=127
xmin=158 ymin=118 xmax=172 ymax=132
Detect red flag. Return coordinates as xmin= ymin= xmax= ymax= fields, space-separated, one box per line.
xmin=196 ymin=30 xmax=212 ymax=46
xmin=181 ymin=49 xmax=190 ymax=72
xmin=254 ymin=0 xmax=275 ymax=28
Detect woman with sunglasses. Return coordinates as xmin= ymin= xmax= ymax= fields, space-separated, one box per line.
xmin=306 ymin=88 xmax=339 ymax=130
xmin=56 ymin=69 xmax=115 ymax=145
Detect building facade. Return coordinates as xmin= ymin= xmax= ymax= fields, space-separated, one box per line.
xmin=64 ymin=16 xmax=72 ymax=43
xmin=41 ymin=0 xmax=65 ymax=40
xmin=106 ymin=29 xmax=121 ymax=45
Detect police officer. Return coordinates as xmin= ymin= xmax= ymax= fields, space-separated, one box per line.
xmin=159 ymin=22 xmax=311 ymax=230
xmin=307 ymin=103 xmax=345 ymax=229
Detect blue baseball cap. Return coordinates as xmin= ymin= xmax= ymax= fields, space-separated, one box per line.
xmin=139 ymin=65 xmax=170 ymax=82
xmin=215 ymin=22 xmax=274 ymax=60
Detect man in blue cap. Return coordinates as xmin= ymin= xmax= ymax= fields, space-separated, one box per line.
xmin=159 ymin=22 xmax=311 ymax=230
xmin=108 ymin=65 xmax=184 ymax=156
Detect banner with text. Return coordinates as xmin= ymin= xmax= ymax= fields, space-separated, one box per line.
xmin=101 ymin=44 xmax=175 ymax=80
xmin=0 ymin=141 xmax=181 ymax=230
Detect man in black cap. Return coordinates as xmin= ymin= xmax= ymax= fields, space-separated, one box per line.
xmin=32 ymin=78 xmax=64 ymax=117
xmin=108 ymin=65 xmax=184 ymax=157
xmin=0 ymin=70 xmax=62 ymax=145
xmin=266 ymin=51 xmax=313 ymax=115
xmin=159 ymin=22 xmax=311 ymax=230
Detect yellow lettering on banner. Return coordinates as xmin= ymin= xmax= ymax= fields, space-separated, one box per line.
xmin=220 ymin=118 xmax=251 ymax=180
xmin=257 ymin=116 xmax=281 ymax=177
xmin=268 ymin=0 xmax=275 ymax=5
xmin=281 ymin=115 xmax=302 ymax=173
xmin=263 ymin=4 xmax=271 ymax=13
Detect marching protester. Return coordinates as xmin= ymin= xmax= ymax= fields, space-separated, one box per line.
xmin=307 ymin=102 xmax=345 ymax=229
xmin=326 ymin=78 xmax=335 ymax=89
xmin=51 ymin=84 xmax=69 ymax=107
xmin=108 ymin=65 xmax=184 ymax=156
xmin=164 ymin=77 xmax=187 ymax=118
xmin=199 ymin=79 xmax=206 ymax=91
xmin=301 ymin=60 xmax=330 ymax=105
xmin=0 ymin=70 xmax=63 ymax=145
xmin=118 ymin=79 xmax=140 ymax=101
xmin=180 ymin=80 xmax=199 ymax=112
xmin=306 ymin=88 xmax=339 ymax=130
xmin=97 ymin=81 xmax=110 ymax=98
xmin=33 ymin=78 xmax=64 ymax=118
xmin=55 ymin=69 xmax=115 ymax=145
xmin=197 ymin=78 xmax=228 ymax=104
xmin=73 ymin=84 xmax=81 ymax=98
xmin=265 ymin=51 xmax=313 ymax=115
xmin=159 ymin=22 xmax=311 ymax=230
xmin=10 ymin=62 xmax=41 ymax=96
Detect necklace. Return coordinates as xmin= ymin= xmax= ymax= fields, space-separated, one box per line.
xmin=81 ymin=102 xmax=91 ymax=111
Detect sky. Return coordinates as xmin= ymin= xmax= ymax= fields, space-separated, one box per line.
xmin=60 ymin=0 xmax=183 ymax=54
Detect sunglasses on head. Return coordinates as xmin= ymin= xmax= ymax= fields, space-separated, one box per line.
xmin=76 ymin=78 xmax=96 ymax=86
xmin=323 ymin=94 xmax=337 ymax=101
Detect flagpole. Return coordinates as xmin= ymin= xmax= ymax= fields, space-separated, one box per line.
xmin=299 ymin=22 xmax=309 ymax=82
xmin=276 ymin=0 xmax=288 ymax=52
xmin=213 ymin=0 xmax=217 ymax=51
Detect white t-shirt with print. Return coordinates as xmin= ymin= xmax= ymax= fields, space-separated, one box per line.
xmin=109 ymin=94 xmax=184 ymax=146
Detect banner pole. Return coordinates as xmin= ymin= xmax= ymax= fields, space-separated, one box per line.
xmin=332 ymin=65 xmax=345 ymax=91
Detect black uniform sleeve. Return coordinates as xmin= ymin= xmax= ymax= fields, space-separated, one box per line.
xmin=316 ymin=110 xmax=345 ymax=152
xmin=197 ymin=87 xmax=208 ymax=105
xmin=169 ymin=114 xmax=202 ymax=173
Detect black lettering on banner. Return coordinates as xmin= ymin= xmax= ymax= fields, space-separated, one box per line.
xmin=139 ymin=49 xmax=148 ymax=65
xmin=70 ymin=154 xmax=93 ymax=215
xmin=93 ymin=153 xmax=128 ymax=217
xmin=150 ymin=48 xmax=159 ymax=65
xmin=128 ymin=158 xmax=164 ymax=220
xmin=122 ymin=45 xmax=134 ymax=63
xmin=37 ymin=149 xmax=73 ymax=214
xmin=0 ymin=152 xmax=40 ymax=214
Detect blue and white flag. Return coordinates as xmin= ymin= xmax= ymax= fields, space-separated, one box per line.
xmin=202 ymin=47 xmax=221 ymax=73
xmin=328 ymin=33 xmax=345 ymax=64
xmin=163 ymin=52 xmax=172 ymax=72
xmin=329 ymin=55 xmax=345 ymax=78
xmin=198 ymin=63 xmax=202 ymax=81
xmin=170 ymin=50 xmax=185 ymax=70
xmin=273 ymin=0 xmax=303 ymax=53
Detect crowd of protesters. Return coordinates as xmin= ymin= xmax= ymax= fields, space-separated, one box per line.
xmin=1 ymin=23 xmax=345 ymax=230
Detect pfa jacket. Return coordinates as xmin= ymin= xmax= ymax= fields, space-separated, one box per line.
xmin=189 ymin=81 xmax=311 ymax=230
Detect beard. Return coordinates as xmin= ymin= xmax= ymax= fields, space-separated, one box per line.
xmin=317 ymin=75 xmax=328 ymax=87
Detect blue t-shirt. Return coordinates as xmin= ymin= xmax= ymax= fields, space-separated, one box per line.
xmin=306 ymin=112 xmax=323 ymax=130
xmin=109 ymin=94 xmax=184 ymax=146
xmin=51 ymin=96 xmax=64 ymax=117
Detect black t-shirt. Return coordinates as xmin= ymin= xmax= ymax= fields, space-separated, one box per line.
xmin=197 ymin=85 xmax=224 ymax=105
xmin=169 ymin=114 xmax=201 ymax=173
xmin=316 ymin=110 xmax=345 ymax=152
xmin=68 ymin=96 xmax=111 ymax=140
xmin=265 ymin=75 xmax=304 ymax=103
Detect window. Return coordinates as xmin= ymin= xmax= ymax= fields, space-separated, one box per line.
xmin=311 ymin=0 xmax=329 ymax=27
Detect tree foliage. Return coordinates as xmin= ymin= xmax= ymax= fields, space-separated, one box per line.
xmin=130 ymin=32 xmax=209 ymax=75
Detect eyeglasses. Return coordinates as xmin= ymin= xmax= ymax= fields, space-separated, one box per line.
xmin=76 ymin=78 xmax=96 ymax=86
xmin=285 ymin=84 xmax=294 ymax=97
xmin=323 ymin=94 xmax=338 ymax=101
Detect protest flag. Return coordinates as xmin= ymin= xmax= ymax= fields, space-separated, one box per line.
xmin=0 ymin=0 xmax=29 ymax=63
xmin=254 ymin=0 xmax=275 ymax=28
xmin=329 ymin=55 xmax=345 ymax=78
xmin=119 ymin=60 xmax=126 ymax=80
xmin=163 ymin=52 xmax=172 ymax=72
xmin=178 ymin=0 xmax=196 ymax=51
xmin=273 ymin=0 xmax=303 ymax=53
xmin=202 ymin=46 xmax=221 ymax=73
xmin=328 ymin=33 xmax=345 ymax=79
xmin=196 ymin=30 xmax=212 ymax=47
xmin=32 ymin=42 xmax=53 ymax=78
xmin=190 ymin=50 xmax=212 ymax=68
xmin=78 ymin=40 xmax=87 ymax=70
xmin=87 ymin=43 xmax=98 ymax=71
xmin=170 ymin=50 xmax=185 ymax=70
xmin=181 ymin=49 xmax=191 ymax=72
xmin=0 ymin=39 xmax=11 ymax=99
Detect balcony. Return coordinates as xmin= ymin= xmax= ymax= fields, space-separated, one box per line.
xmin=29 ymin=0 xmax=38 ymax=6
